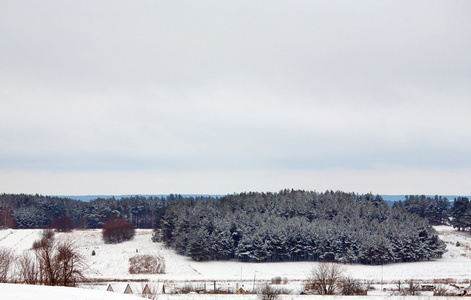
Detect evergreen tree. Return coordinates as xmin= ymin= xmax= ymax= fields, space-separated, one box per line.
xmin=451 ymin=197 xmax=471 ymax=231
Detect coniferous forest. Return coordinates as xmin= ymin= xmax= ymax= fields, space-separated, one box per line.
xmin=160 ymin=190 xmax=446 ymax=264
xmin=2 ymin=190 xmax=470 ymax=265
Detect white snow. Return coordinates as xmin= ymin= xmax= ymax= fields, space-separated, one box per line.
xmin=0 ymin=284 xmax=464 ymax=300
xmin=1 ymin=226 xmax=471 ymax=299
xmin=0 ymin=283 xmax=141 ymax=300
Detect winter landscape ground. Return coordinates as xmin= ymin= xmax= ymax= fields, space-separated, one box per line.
xmin=1 ymin=226 xmax=470 ymax=299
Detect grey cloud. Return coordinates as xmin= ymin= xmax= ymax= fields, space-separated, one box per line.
xmin=0 ymin=0 xmax=470 ymax=194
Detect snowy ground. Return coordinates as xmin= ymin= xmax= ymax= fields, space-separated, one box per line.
xmin=1 ymin=225 xmax=471 ymax=298
xmin=0 ymin=283 xmax=140 ymax=300
xmin=1 ymin=283 xmax=466 ymax=300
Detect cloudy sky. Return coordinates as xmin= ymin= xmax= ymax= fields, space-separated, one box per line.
xmin=1 ymin=1 xmax=470 ymax=196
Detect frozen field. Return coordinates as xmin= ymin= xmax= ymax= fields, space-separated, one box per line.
xmin=1 ymin=226 xmax=471 ymax=283
xmin=1 ymin=225 xmax=471 ymax=299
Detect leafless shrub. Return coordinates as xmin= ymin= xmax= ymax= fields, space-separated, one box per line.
xmin=364 ymin=280 xmax=374 ymax=291
xmin=32 ymin=238 xmax=48 ymax=250
xmin=305 ymin=262 xmax=345 ymax=295
xmin=406 ymin=279 xmax=421 ymax=296
xmin=17 ymin=251 xmax=39 ymax=284
xmin=32 ymin=229 xmax=55 ymax=250
xmin=433 ymin=284 xmax=448 ymax=296
xmin=51 ymin=216 xmax=74 ymax=232
xmin=0 ymin=248 xmax=14 ymax=283
xmin=180 ymin=282 xmax=195 ymax=294
xmin=257 ymin=284 xmax=281 ymax=300
xmin=340 ymin=276 xmax=367 ymax=295
xmin=173 ymin=281 xmax=203 ymax=294
xmin=42 ymin=228 xmax=55 ymax=240
xmin=129 ymin=254 xmax=165 ymax=274
xmin=34 ymin=239 xmax=85 ymax=286
xmin=395 ymin=279 xmax=421 ymax=296
xmin=102 ymin=216 xmax=135 ymax=244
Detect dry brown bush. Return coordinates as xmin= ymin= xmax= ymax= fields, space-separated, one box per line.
xmin=339 ymin=277 xmax=367 ymax=295
xmin=51 ymin=216 xmax=74 ymax=232
xmin=102 ymin=216 xmax=135 ymax=244
xmin=129 ymin=254 xmax=165 ymax=274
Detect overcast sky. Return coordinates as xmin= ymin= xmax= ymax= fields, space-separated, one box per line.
xmin=1 ymin=0 xmax=470 ymax=196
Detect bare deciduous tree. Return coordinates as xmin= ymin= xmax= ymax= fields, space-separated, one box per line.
xmin=305 ymin=262 xmax=345 ymax=295
xmin=0 ymin=248 xmax=14 ymax=283
xmin=56 ymin=241 xmax=85 ymax=286
xmin=257 ymin=284 xmax=281 ymax=300
xmin=17 ymin=251 xmax=39 ymax=284
xmin=34 ymin=231 xmax=85 ymax=286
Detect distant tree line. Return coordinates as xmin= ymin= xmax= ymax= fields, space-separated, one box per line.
xmin=449 ymin=197 xmax=471 ymax=231
xmin=395 ymin=195 xmax=471 ymax=231
xmin=0 ymin=193 xmax=186 ymax=229
xmin=161 ymin=190 xmax=446 ymax=264
xmin=394 ymin=195 xmax=450 ymax=225
xmin=2 ymin=190 xmax=466 ymax=265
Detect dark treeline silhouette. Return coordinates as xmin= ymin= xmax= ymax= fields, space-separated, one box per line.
xmin=161 ymin=190 xmax=446 ymax=264
xmin=0 ymin=193 xmax=188 ymax=229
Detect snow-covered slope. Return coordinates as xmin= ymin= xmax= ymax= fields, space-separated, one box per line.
xmin=0 ymin=283 xmax=141 ymax=300
xmin=1 ymin=226 xmax=471 ymax=283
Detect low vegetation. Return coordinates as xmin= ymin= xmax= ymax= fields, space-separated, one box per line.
xmin=0 ymin=248 xmax=14 ymax=283
xmin=129 ymin=254 xmax=166 ymax=274
xmin=0 ymin=229 xmax=85 ymax=286
xmin=51 ymin=216 xmax=74 ymax=232
xmin=257 ymin=284 xmax=282 ymax=300
xmin=102 ymin=216 xmax=135 ymax=244
xmin=305 ymin=263 xmax=350 ymax=295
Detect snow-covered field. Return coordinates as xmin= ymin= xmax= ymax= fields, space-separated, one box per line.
xmin=1 ymin=226 xmax=471 ymax=299
xmin=1 ymin=283 xmax=465 ymax=300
